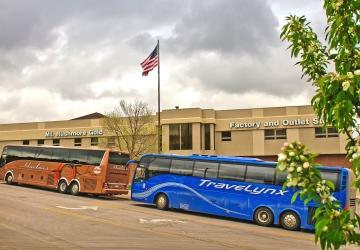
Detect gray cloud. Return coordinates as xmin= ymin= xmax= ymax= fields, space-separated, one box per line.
xmin=166 ymin=0 xmax=279 ymax=57
xmin=0 ymin=0 xmax=324 ymax=122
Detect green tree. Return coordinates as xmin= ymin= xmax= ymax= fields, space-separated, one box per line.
xmin=279 ymin=0 xmax=360 ymax=249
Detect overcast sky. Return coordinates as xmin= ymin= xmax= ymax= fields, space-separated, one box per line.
xmin=0 ymin=0 xmax=327 ymax=123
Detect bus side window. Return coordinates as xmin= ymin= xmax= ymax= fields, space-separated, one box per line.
xmin=22 ymin=147 xmax=38 ymax=160
xmin=170 ymin=159 xmax=194 ymax=176
xmin=88 ymin=150 xmax=105 ymax=166
xmin=109 ymin=152 xmax=130 ymax=165
xmin=148 ymin=157 xmax=171 ymax=178
xmin=320 ymin=170 xmax=339 ymax=191
xmin=7 ymin=146 xmax=23 ymax=163
xmin=275 ymin=170 xmax=287 ymax=185
xmin=52 ymin=148 xmax=70 ymax=163
xmin=218 ymin=163 xmax=246 ymax=181
xmin=245 ymin=165 xmax=274 ymax=184
xmin=193 ymin=161 xmax=219 ymax=178
xmin=37 ymin=148 xmax=53 ymax=162
xmin=69 ymin=149 xmax=89 ymax=165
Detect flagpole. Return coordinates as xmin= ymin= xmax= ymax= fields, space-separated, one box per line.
xmin=157 ymin=40 xmax=161 ymax=153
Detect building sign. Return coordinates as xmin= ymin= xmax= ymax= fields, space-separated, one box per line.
xmin=229 ymin=117 xmax=324 ymax=130
xmin=45 ymin=129 xmax=103 ymax=138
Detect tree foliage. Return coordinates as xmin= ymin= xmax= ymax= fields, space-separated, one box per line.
xmin=103 ymin=100 xmax=157 ymax=159
xmin=279 ymin=0 xmax=360 ymax=249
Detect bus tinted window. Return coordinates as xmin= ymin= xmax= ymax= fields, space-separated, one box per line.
xmin=218 ymin=163 xmax=246 ymax=181
xmin=193 ymin=161 xmax=219 ymax=178
xmin=37 ymin=147 xmax=53 ymax=161
xmin=320 ymin=170 xmax=339 ymax=191
xmin=109 ymin=152 xmax=129 ymax=165
xmin=88 ymin=150 xmax=105 ymax=165
xmin=69 ymin=149 xmax=88 ymax=164
xmin=148 ymin=157 xmax=171 ymax=177
xmin=22 ymin=147 xmax=39 ymax=160
xmin=275 ymin=170 xmax=287 ymax=185
xmin=245 ymin=165 xmax=274 ymax=184
xmin=170 ymin=159 xmax=194 ymax=176
xmin=52 ymin=148 xmax=70 ymax=163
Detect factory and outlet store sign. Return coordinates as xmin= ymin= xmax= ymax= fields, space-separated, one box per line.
xmin=229 ymin=117 xmax=324 ymax=130
xmin=45 ymin=129 xmax=103 ymax=138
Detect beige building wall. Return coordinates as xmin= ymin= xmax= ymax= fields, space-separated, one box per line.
xmin=0 ymin=105 xmax=348 ymax=166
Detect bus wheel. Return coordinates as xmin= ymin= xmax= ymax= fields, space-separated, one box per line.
xmin=254 ymin=207 xmax=273 ymax=227
xmin=280 ymin=211 xmax=300 ymax=231
xmin=69 ymin=182 xmax=80 ymax=196
xmin=5 ymin=173 xmax=13 ymax=185
xmin=155 ymin=193 xmax=169 ymax=210
xmin=58 ymin=180 xmax=68 ymax=194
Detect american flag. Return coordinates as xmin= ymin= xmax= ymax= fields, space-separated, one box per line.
xmin=140 ymin=44 xmax=159 ymax=76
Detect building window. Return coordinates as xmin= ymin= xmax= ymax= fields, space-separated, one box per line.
xmin=107 ymin=137 xmax=116 ymax=147
xmin=204 ymin=124 xmax=211 ymax=150
xmin=264 ymin=129 xmax=287 ymax=140
xmin=53 ymin=139 xmax=60 ymax=146
xmin=91 ymin=137 xmax=99 ymax=146
xmin=74 ymin=138 xmax=82 ymax=147
xmin=37 ymin=139 xmax=44 ymax=145
xmin=23 ymin=140 xmax=30 ymax=145
xmin=221 ymin=131 xmax=232 ymax=141
xmin=315 ymin=127 xmax=339 ymax=138
xmin=169 ymin=123 xmax=192 ymax=150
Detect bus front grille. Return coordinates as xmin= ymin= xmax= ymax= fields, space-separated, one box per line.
xmin=307 ymin=206 xmax=317 ymax=225
xmin=47 ymin=174 xmax=54 ymax=185
xmin=350 ymin=198 xmax=356 ymax=207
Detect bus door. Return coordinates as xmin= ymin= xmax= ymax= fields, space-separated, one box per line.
xmin=132 ymin=156 xmax=171 ymax=202
xmin=131 ymin=159 xmax=148 ymax=200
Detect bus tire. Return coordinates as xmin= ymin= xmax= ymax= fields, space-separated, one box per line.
xmin=5 ymin=173 xmax=13 ymax=185
xmin=280 ymin=211 xmax=300 ymax=231
xmin=69 ymin=182 xmax=80 ymax=196
xmin=155 ymin=193 xmax=169 ymax=210
xmin=254 ymin=207 xmax=273 ymax=227
xmin=58 ymin=180 xmax=68 ymax=194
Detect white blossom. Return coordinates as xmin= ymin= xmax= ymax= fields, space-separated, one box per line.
xmin=278 ymin=153 xmax=287 ymax=161
xmin=342 ymin=81 xmax=350 ymax=91
xmin=303 ymin=162 xmax=310 ymax=168
xmin=354 ymin=69 xmax=360 ymax=75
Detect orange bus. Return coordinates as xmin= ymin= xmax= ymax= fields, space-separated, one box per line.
xmin=0 ymin=145 xmax=131 ymax=196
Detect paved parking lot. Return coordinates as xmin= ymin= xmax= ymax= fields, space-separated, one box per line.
xmin=0 ymin=182 xmax=358 ymax=250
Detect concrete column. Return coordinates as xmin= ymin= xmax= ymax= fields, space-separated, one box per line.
xmin=252 ymin=130 xmax=264 ymax=155
xmin=210 ymin=124 xmax=215 ymax=151
xmin=339 ymin=133 xmax=347 ymax=153
xmin=162 ymin=124 xmax=169 ymax=153
xmin=192 ymin=123 xmax=201 ymax=154
xmin=287 ymin=128 xmax=300 ymax=142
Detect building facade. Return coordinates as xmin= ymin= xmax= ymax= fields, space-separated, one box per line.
xmin=0 ymin=105 xmax=349 ymax=167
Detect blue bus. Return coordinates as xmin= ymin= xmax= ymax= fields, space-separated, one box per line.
xmin=131 ymin=154 xmax=356 ymax=230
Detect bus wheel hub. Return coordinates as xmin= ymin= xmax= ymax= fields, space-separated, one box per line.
xmin=284 ymin=214 xmax=296 ymax=227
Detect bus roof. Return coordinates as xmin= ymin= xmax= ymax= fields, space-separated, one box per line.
xmin=141 ymin=153 xmax=276 ymax=166
xmin=141 ymin=153 xmax=347 ymax=171
xmin=3 ymin=144 xmax=129 ymax=155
